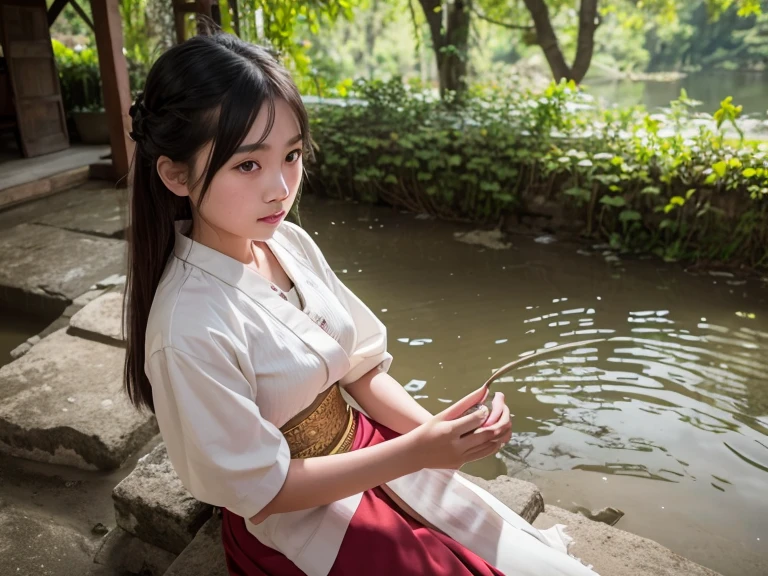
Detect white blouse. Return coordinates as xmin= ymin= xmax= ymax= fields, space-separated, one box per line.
xmin=145 ymin=220 xmax=596 ymax=576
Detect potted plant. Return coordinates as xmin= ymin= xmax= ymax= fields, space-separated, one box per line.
xmin=53 ymin=39 xmax=109 ymax=145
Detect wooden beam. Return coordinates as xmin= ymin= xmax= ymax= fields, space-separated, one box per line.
xmin=89 ymin=0 xmax=133 ymax=183
xmin=69 ymin=0 xmax=95 ymax=31
xmin=231 ymin=0 xmax=240 ymax=36
xmin=47 ymin=0 xmax=69 ymax=27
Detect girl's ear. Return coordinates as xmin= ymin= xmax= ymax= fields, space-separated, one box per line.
xmin=156 ymin=156 xmax=191 ymax=198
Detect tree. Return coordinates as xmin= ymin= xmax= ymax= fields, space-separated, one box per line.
xmin=416 ymin=0 xmax=472 ymax=97
xmin=476 ymin=0 xmax=763 ymax=83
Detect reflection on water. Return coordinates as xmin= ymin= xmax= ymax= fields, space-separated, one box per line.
xmin=300 ymin=195 xmax=768 ymax=575
xmin=586 ymin=69 xmax=768 ymax=116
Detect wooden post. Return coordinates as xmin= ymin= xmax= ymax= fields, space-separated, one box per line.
xmin=89 ymin=0 xmax=133 ymax=183
xmin=173 ymin=0 xmax=221 ymax=43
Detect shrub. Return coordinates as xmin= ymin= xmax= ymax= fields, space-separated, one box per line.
xmin=307 ymin=80 xmax=768 ymax=270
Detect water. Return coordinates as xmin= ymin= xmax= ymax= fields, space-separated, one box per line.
xmin=299 ymin=195 xmax=768 ymax=576
xmin=586 ymin=69 xmax=768 ymax=117
xmin=0 ymin=308 xmax=51 ymax=368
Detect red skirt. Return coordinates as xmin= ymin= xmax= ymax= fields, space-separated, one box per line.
xmin=221 ymin=412 xmax=504 ymax=575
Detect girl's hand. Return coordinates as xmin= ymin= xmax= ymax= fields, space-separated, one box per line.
xmin=478 ymin=392 xmax=512 ymax=452
xmin=406 ymin=386 xmax=510 ymax=470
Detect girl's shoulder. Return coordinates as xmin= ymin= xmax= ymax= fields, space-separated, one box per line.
xmin=145 ymin=257 xmax=250 ymax=360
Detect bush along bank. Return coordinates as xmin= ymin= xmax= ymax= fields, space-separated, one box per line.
xmin=305 ymin=79 xmax=768 ymax=271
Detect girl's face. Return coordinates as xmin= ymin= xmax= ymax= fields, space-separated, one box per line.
xmin=186 ymin=98 xmax=304 ymax=245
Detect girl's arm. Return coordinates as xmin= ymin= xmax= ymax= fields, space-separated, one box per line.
xmin=344 ymin=367 xmax=508 ymax=435
xmin=345 ymin=368 xmax=433 ymax=434
xmin=251 ymin=388 xmax=500 ymax=524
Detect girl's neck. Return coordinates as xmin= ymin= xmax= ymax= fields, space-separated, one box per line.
xmin=189 ymin=218 xmax=255 ymax=265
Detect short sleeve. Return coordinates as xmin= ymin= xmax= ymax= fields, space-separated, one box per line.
xmin=147 ymin=346 xmax=290 ymax=519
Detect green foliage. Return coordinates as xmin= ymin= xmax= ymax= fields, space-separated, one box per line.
xmin=52 ymin=40 xmax=103 ymax=112
xmin=220 ymin=0 xmax=357 ymax=86
xmin=308 ymin=80 xmax=768 ymax=269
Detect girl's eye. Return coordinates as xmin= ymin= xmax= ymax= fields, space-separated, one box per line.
xmin=286 ymin=149 xmax=302 ymax=163
xmin=237 ymin=160 xmax=260 ymax=173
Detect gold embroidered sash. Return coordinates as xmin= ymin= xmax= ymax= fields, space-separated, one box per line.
xmin=279 ymin=384 xmax=356 ymax=459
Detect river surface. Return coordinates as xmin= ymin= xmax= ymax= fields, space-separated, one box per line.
xmin=586 ymin=69 xmax=768 ymax=117
xmin=299 ymin=195 xmax=768 ymax=576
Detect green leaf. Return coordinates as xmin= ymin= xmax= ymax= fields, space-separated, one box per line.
xmin=685 ymin=189 xmax=696 ymax=200
xmin=641 ymin=185 xmax=660 ymax=195
xmin=564 ymin=187 xmax=591 ymax=201
xmin=742 ymin=168 xmax=757 ymax=177
xmin=712 ymin=161 xmax=727 ymax=178
xmin=670 ymin=196 xmax=685 ymax=206
xmin=659 ymin=219 xmax=675 ymax=229
xmin=704 ymin=173 xmax=719 ymax=185
xmin=599 ymin=195 xmax=626 ymax=208
xmin=619 ymin=210 xmax=642 ymax=222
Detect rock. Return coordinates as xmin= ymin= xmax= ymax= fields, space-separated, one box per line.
xmin=163 ymin=515 xmax=228 ymax=576
xmin=0 ymin=223 xmax=125 ymax=315
xmin=0 ymin=505 xmax=99 ymax=576
xmin=9 ymin=340 xmax=34 ymax=360
xmin=113 ymin=443 xmax=213 ymax=554
xmin=93 ymin=526 xmax=178 ymax=576
xmin=69 ymin=290 xmax=125 ymax=342
xmin=0 ymin=328 xmax=157 ymax=470
xmin=453 ymin=229 xmax=512 ymax=250
xmin=533 ymin=506 xmax=721 ymax=576
xmin=32 ymin=185 xmax=128 ymax=238
xmin=460 ymin=473 xmax=544 ymax=523
xmin=72 ymin=288 xmax=108 ymax=309
xmin=91 ymin=522 xmax=110 ymax=536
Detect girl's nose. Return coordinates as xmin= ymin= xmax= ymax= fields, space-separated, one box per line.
xmin=265 ymin=171 xmax=290 ymax=203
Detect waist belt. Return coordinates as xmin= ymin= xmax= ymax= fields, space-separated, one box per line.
xmin=279 ymin=383 xmax=356 ymax=459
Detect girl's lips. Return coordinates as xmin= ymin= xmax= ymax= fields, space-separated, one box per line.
xmin=259 ymin=210 xmax=285 ymax=224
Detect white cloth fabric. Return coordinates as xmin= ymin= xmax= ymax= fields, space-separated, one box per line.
xmin=145 ymin=220 xmax=597 ymax=576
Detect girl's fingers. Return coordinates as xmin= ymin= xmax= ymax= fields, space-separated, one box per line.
xmin=480 ymin=392 xmax=506 ymax=428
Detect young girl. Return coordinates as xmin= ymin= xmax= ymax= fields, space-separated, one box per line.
xmin=124 ymin=32 xmax=596 ymax=576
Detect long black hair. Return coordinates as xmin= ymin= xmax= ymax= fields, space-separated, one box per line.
xmin=124 ymin=32 xmax=311 ymax=412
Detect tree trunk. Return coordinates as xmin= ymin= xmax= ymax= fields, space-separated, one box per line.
xmin=523 ymin=0 xmax=598 ymax=84
xmin=570 ymin=0 xmax=598 ymax=83
xmin=419 ymin=0 xmax=471 ymax=98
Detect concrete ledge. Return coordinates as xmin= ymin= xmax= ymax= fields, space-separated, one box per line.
xmin=0 ymin=166 xmax=90 ymax=211
xmin=69 ymin=290 xmax=125 ymax=343
xmin=460 ymin=472 xmax=544 ymax=523
xmin=163 ymin=515 xmax=228 ymax=576
xmin=533 ymin=505 xmax=721 ymax=576
xmin=113 ymin=443 xmax=213 ymax=554
xmin=93 ymin=526 xmax=178 ymax=576
xmin=0 ymin=223 xmax=125 ymax=315
xmin=0 ymin=328 xmax=158 ymax=470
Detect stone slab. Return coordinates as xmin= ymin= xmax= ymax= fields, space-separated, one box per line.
xmin=33 ymin=186 xmax=127 ymax=238
xmin=93 ymin=526 xmax=178 ymax=576
xmin=163 ymin=515 xmax=228 ymax=576
xmin=70 ymin=290 xmax=125 ymax=342
xmin=461 ymin=472 xmax=544 ymax=523
xmin=533 ymin=506 xmax=721 ymax=576
xmin=0 ymin=328 xmax=158 ymax=470
xmin=113 ymin=443 xmax=213 ymax=554
xmin=0 ymin=223 xmax=125 ymax=315
xmin=0 ymin=504 xmax=99 ymax=576
xmin=0 ymin=145 xmax=109 ymax=192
